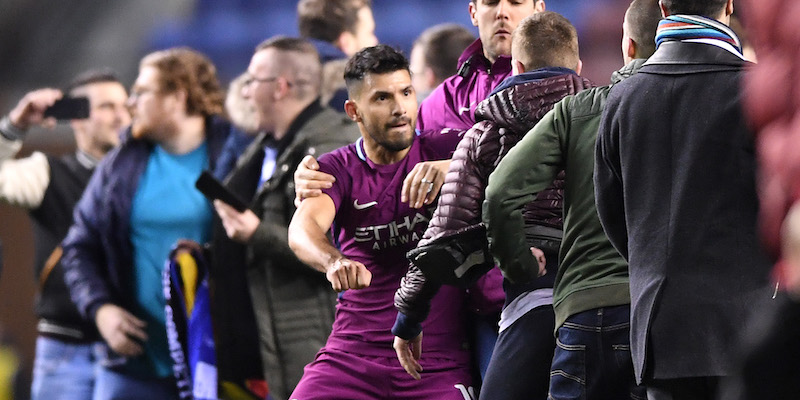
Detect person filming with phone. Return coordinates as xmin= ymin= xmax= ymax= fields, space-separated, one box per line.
xmin=0 ymin=69 xmax=130 ymax=400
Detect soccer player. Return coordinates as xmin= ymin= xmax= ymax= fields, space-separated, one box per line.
xmin=287 ymin=45 xmax=472 ymax=400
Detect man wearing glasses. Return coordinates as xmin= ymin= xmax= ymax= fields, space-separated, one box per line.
xmin=210 ymin=36 xmax=359 ymax=400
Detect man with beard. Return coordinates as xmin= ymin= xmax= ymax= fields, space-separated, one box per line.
xmin=0 ymin=69 xmax=129 ymax=400
xmin=293 ymin=0 xmax=547 ymax=379
xmin=61 ymin=48 xmax=231 ymax=399
xmin=287 ymin=45 xmax=471 ymax=400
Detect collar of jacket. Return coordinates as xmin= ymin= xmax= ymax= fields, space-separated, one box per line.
xmin=611 ymin=58 xmax=648 ymax=85
xmin=490 ymin=67 xmax=577 ymax=96
xmin=260 ymin=99 xmax=324 ymax=153
xmin=643 ymin=41 xmax=749 ymax=70
xmin=457 ymin=39 xmax=512 ymax=77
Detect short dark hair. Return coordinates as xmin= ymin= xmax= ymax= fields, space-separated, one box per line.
xmin=297 ymin=0 xmax=372 ymax=43
xmin=414 ymin=24 xmax=475 ymax=84
xmin=344 ymin=45 xmax=409 ymax=96
xmin=512 ymin=11 xmax=579 ymax=71
xmin=65 ymin=68 xmax=123 ymax=96
xmin=627 ymin=0 xmax=663 ymax=58
xmin=660 ymin=0 xmax=728 ymax=18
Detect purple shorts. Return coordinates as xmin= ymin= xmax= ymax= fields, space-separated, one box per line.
xmin=289 ymin=348 xmax=475 ymax=400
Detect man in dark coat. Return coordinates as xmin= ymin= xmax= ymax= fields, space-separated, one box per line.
xmin=211 ymin=36 xmax=359 ymax=400
xmin=593 ymin=0 xmax=774 ymax=398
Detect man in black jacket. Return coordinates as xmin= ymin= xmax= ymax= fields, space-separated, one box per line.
xmin=212 ymin=36 xmax=359 ymax=400
xmin=0 ymin=70 xmax=129 ymax=400
xmin=594 ymin=0 xmax=774 ymax=398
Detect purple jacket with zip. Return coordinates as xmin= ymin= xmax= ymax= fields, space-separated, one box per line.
xmin=416 ymin=39 xmax=512 ymax=132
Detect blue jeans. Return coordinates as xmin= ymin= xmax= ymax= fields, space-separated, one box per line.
xmin=548 ymin=305 xmax=645 ymax=400
xmin=30 ymin=336 xmax=98 ymax=400
xmin=93 ymin=365 xmax=178 ymax=400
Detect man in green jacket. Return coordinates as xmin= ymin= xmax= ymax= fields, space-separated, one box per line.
xmin=482 ymin=0 xmax=661 ymax=398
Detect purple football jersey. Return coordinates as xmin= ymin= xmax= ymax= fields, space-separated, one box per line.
xmin=317 ymin=131 xmax=468 ymax=362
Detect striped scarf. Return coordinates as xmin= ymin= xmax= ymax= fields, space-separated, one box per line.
xmin=655 ymin=15 xmax=743 ymax=58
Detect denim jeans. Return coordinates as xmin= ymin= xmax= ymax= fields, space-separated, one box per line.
xmin=548 ymin=304 xmax=645 ymax=400
xmin=30 ymin=336 xmax=98 ymax=400
xmin=93 ymin=365 xmax=178 ymax=400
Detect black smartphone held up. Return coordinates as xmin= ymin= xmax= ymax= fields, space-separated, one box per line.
xmin=43 ymin=97 xmax=90 ymax=120
xmin=195 ymin=171 xmax=249 ymax=212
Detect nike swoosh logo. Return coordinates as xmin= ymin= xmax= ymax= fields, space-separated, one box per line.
xmin=458 ymin=106 xmax=471 ymax=115
xmin=353 ymin=199 xmax=378 ymax=210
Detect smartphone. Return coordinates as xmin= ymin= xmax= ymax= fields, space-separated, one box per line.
xmin=195 ymin=171 xmax=249 ymax=212
xmin=44 ymin=97 xmax=90 ymax=120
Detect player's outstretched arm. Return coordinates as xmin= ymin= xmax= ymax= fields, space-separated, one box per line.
xmin=288 ymin=194 xmax=372 ymax=291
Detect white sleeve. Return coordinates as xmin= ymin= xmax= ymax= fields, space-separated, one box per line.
xmin=0 ymin=133 xmax=50 ymax=209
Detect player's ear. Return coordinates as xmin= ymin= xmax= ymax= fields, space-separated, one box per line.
xmin=344 ymin=100 xmax=361 ymax=122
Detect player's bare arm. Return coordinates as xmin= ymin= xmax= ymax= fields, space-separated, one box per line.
xmin=288 ymin=193 xmax=372 ymax=291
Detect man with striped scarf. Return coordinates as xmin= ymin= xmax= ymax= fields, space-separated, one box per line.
xmin=593 ymin=0 xmax=774 ymax=399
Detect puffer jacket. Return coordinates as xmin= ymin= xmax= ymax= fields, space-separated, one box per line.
xmin=393 ymin=69 xmax=592 ymax=335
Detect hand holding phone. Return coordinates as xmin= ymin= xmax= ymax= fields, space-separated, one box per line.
xmin=195 ymin=171 xmax=248 ymax=212
xmin=44 ymin=97 xmax=90 ymax=120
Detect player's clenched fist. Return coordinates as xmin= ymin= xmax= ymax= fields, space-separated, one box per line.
xmin=326 ymin=258 xmax=372 ymax=291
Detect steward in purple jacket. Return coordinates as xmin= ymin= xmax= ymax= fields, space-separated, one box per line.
xmin=416 ymin=39 xmax=512 ymax=133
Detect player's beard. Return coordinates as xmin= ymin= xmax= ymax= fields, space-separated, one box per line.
xmin=375 ymin=116 xmax=414 ymax=152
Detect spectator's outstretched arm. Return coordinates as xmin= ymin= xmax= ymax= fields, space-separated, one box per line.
xmin=293 ymin=155 xmax=335 ymax=207
xmin=0 ymin=89 xmax=64 ymax=208
xmin=288 ymin=193 xmax=371 ymax=291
